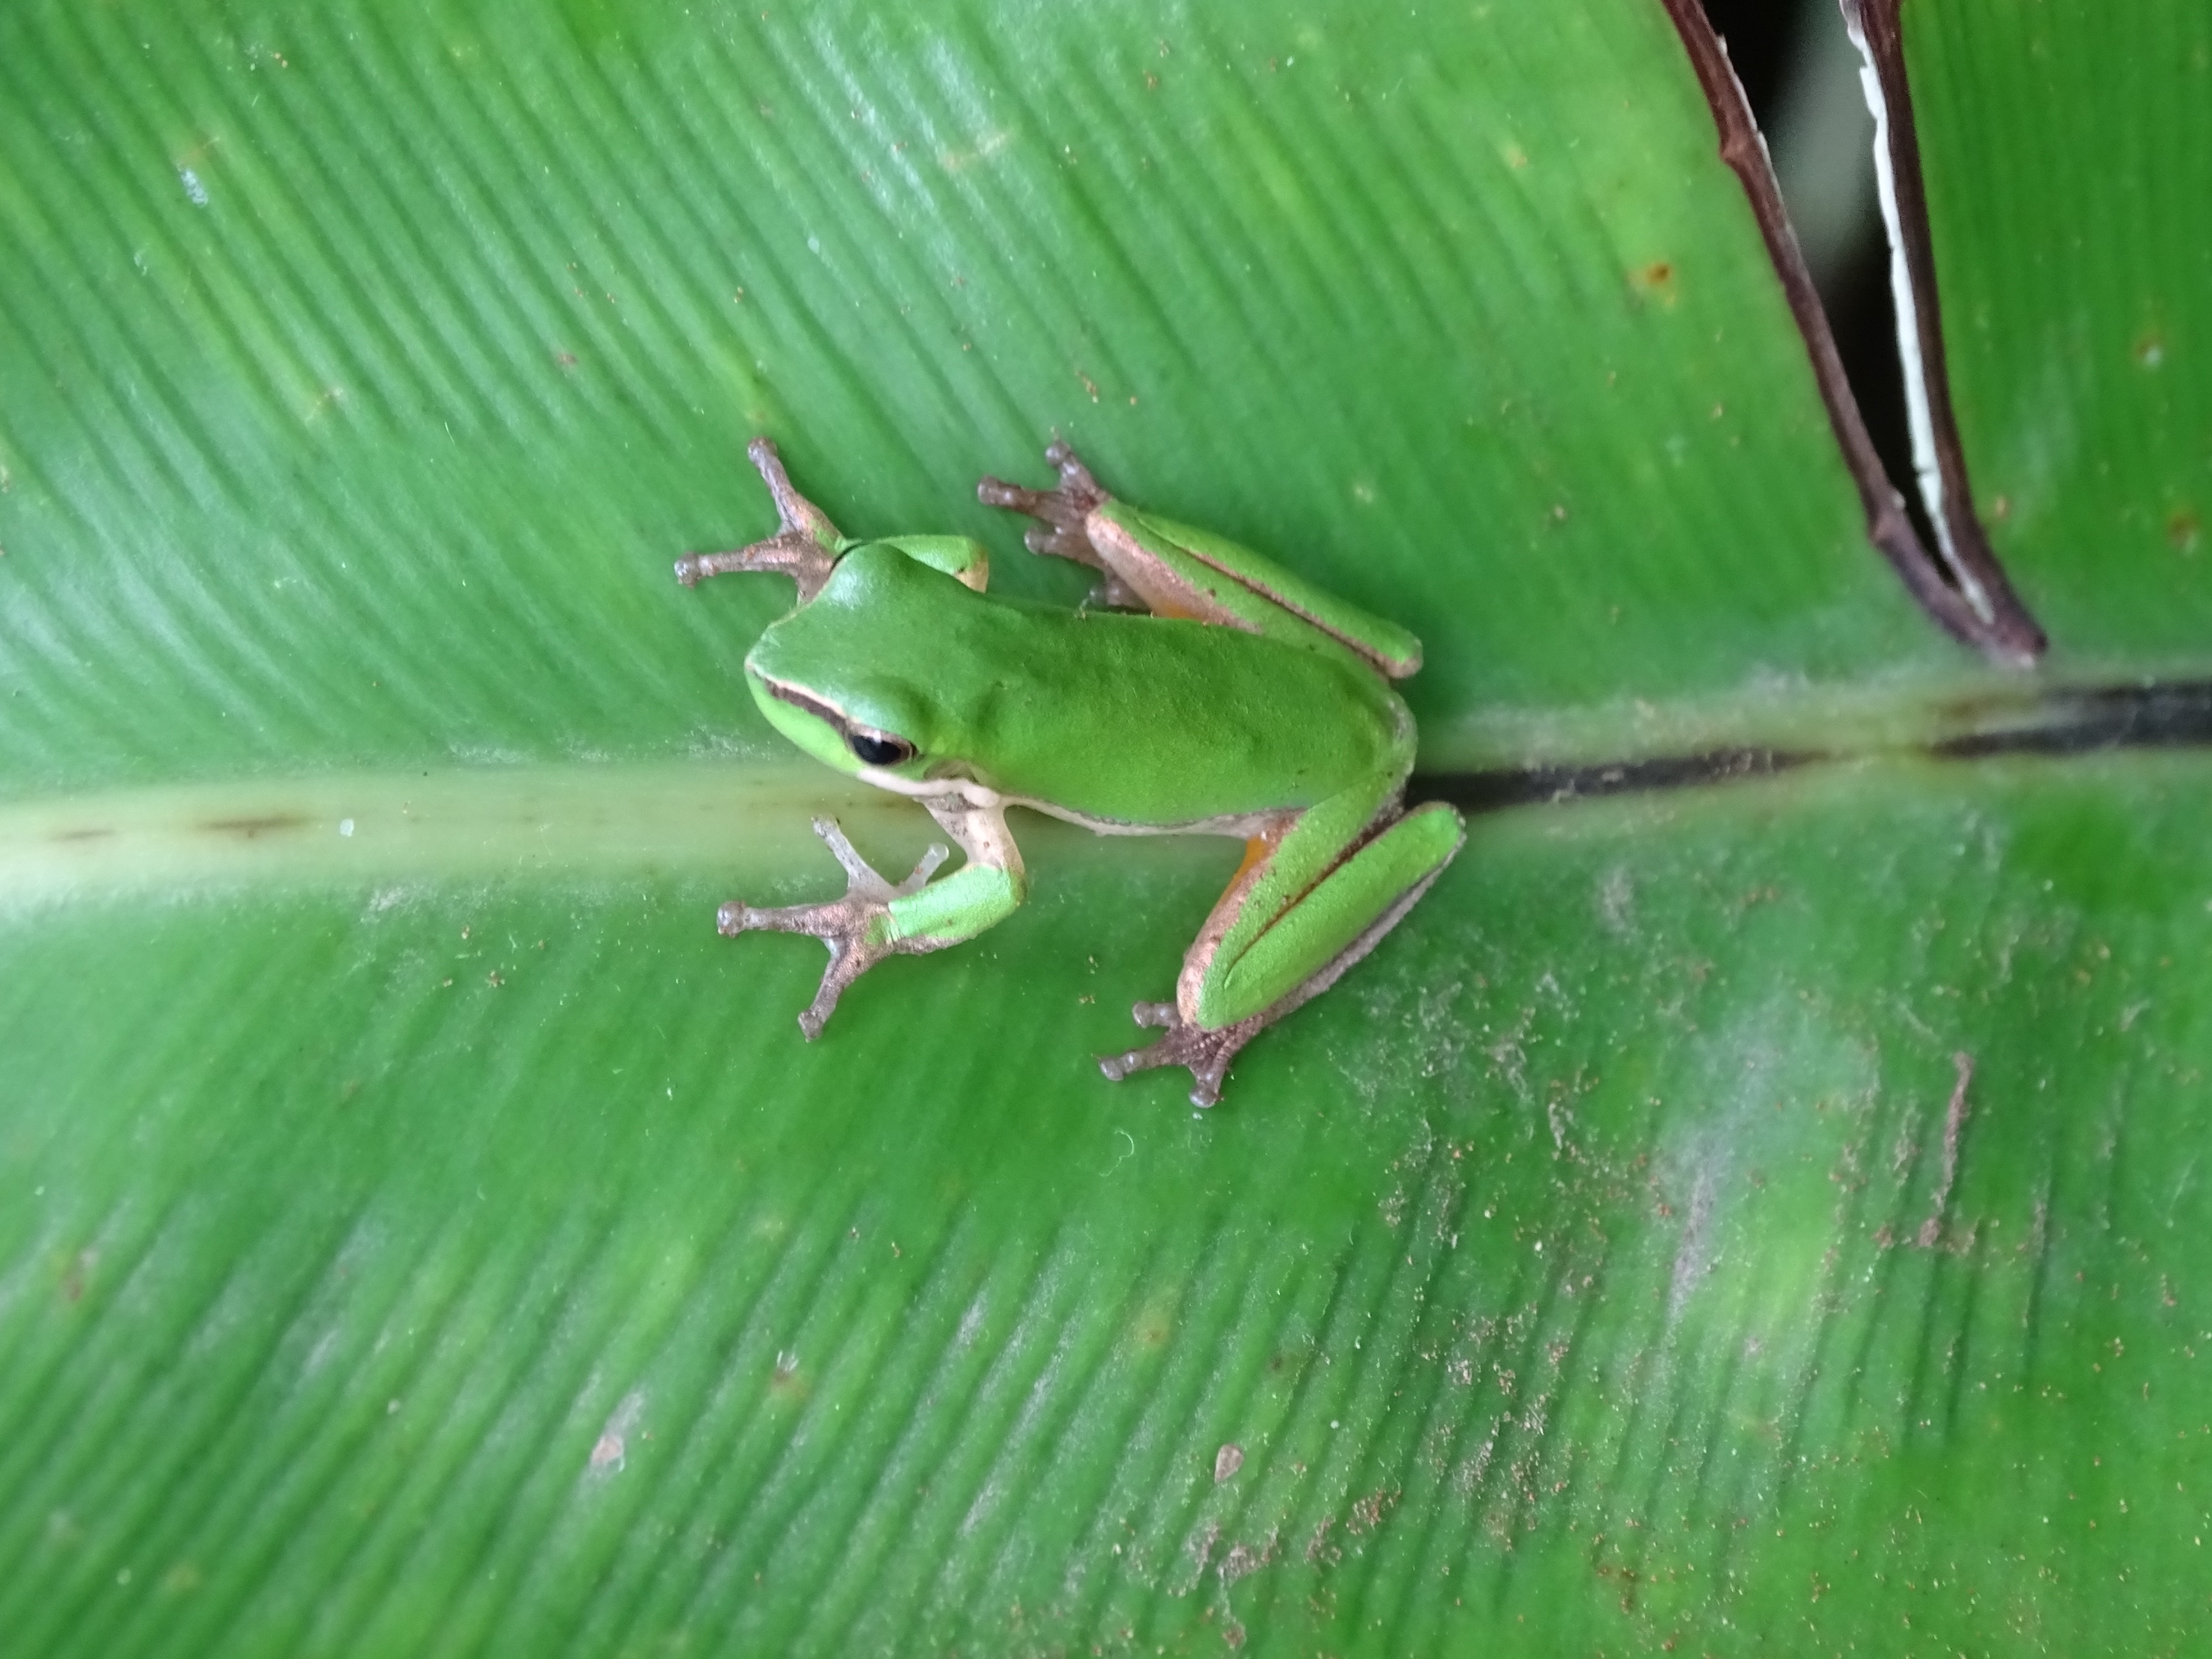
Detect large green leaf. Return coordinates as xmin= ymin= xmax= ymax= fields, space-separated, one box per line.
xmin=3 ymin=0 xmax=2206 ymax=1653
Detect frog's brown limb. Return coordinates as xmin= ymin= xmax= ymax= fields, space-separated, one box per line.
xmin=979 ymin=440 xmax=1142 ymax=607
xmin=746 ymin=435 xmax=843 ymax=550
xmin=1099 ymin=865 xmax=1446 ymax=1108
xmin=675 ymin=437 xmax=842 ymax=602
xmin=719 ymin=817 xmax=949 ymax=1039
xmin=979 ymin=439 xmax=1113 ymax=566
xmin=675 ymin=532 xmax=837 ymax=601
xmin=1099 ymin=1002 xmax=1270 ymax=1110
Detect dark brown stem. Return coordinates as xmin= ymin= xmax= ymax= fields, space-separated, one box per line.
xmin=1657 ymin=0 xmax=2045 ymax=666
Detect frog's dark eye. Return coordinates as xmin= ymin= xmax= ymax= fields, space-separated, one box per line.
xmin=847 ymin=730 xmax=916 ymax=767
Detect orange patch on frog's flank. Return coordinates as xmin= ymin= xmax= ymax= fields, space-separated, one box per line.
xmin=2168 ymin=508 xmax=2201 ymax=554
xmin=1230 ymin=834 xmax=1274 ymax=886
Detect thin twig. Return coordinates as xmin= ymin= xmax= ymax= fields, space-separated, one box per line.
xmin=1842 ymin=0 xmax=2047 ymax=662
xmin=1657 ymin=1 xmax=2045 ymax=666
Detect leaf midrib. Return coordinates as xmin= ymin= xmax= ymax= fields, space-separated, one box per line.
xmin=10 ymin=668 xmax=2208 ymax=904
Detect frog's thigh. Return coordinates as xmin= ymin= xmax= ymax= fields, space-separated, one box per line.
xmin=1182 ymin=794 xmax=1464 ymax=1030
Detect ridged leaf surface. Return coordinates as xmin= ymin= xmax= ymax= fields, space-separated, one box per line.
xmin=1 ymin=0 xmax=2206 ymax=1653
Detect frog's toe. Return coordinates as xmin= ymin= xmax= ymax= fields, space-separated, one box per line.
xmin=1041 ymin=440 xmax=1109 ymax=508
xmin=1084 ymin=573 xmax=1144 ymax=613
xmin=1020 ymin=523 xmax=1096 ymax=564
xmin=976 ymin=476 xmax=1051 ymax=516
xmin=1098 ymin=1004 xmax=1264 ymax=1109
xmin=794 ymin=930 xmax=893 ymax=1040
xmin=717 ymin=897 xmax=836 ymax=937
xmin=796 ymin=973 xmax=846 ymax=1041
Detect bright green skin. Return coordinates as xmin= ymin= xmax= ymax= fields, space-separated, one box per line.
xmin=748 ymin=543 xmax=1409 ymax=831
xmin=687 ymin=446 xmax=1464 ymax=1104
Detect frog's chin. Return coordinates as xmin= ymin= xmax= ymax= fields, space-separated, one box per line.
xmin=854 ymin=767 xmax=1003 ymax=810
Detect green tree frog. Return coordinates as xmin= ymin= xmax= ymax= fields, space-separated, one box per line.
xmin=676 ymin=438 xmax=1464 ymax=1107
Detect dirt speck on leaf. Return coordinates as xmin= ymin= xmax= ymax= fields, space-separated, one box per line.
xmin=588 ymin=1390 xmax=645 ymax=1476
xmin=1667 ymin=1161 xmax=1720 ymax=1319
xmin=200 ymin=813 xmax=308 ymax=838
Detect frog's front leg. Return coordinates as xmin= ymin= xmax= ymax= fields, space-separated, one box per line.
xmin=724 ymin=801 xmax=1028 ymax=1038
xmin=1103 ymin=778 xmax=1466 ymax=1107
xmin=675 ymin=437 xmax=843 ymax=602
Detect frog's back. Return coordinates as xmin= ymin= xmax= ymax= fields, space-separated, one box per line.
xmin=970 ymin=603 xmax=1409 ymax=825
xmin=751 ymin=548 xmax=1415 ymax=828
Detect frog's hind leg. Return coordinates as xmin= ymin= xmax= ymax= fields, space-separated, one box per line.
xmin=978 ymin=439 xmax=1110 ymax=561
xmin=1101 ymin=856 xmax=1451 ymax=1107
xmin=977 ymin=441 xmax=1146 ymax=609
xmin=1102 ymin=792 xmax=1466 ymax=1108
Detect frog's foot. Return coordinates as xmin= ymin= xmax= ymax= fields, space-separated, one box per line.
xmin=675 ymin=437 xmax=842 ymax=602
xmin=1098 ymin=1002 xmax=1271 ymax=1110
xmin=978 ymin=440 xmax=1114 ymax=568
xmin=675 ymin=531 xmax=837 ymax=602
xmin=719 ymin=817 xmax=949 ymax=1039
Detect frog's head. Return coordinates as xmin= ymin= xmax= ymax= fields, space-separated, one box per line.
xmin=742 ymin=661 xmax=933 ymax=782
xmin=739 ymin=545 xmax=953 ymax=783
